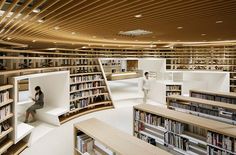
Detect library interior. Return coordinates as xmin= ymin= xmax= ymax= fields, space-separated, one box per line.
xmin=0 ymin=0 xmax=236 ymax=155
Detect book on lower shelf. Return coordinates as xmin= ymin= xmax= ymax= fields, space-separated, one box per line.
xmin=0 ymin=91 xmax=9 ymax=103
xmin=0 ymin=105 xmax=11 ymax=121
xmin=76 ymin=131 xmax=115 ymax=155
xmin=207 ymin=131 xmax=236 ymax=153
xmin=76 ymin=132 xmax=94 ymax=154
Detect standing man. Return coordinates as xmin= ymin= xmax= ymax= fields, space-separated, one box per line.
xmin=142 ymin=72 xmax=150 ymax=104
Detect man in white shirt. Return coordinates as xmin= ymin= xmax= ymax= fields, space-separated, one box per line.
xmin=142 ymin=72 xmax=150 ymax=104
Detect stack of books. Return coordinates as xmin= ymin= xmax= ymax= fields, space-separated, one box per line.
xmin=76 ymin=132 xmax=94 ymax=154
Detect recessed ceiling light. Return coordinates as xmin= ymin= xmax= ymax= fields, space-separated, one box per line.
xmin=53 ymin=42 xmax=57 ymax=44
xmin=7 ymin=37 xmax=11 ymax=40
xmin=37 ymin=19 xmax=44 ymax=23
xmin=201 ymin=33 xmax=206 ymax=36
xmin=216 ymin=20 xmax=223 ymax=24
xmin=32 ymin=40 xmax=36 ymax=42
xmin=177 ymin=26 xmax=183 ymax=29
xmin=33 ymin=8 xmax=40 ymax=13
xmin=82 ymin=46 xmax=87 ymax=49
xmin=134 ymin=14 xmax=142 ymax=18
xmin=54 ymin=26 xmax=59 ymax=30
xmin=71 ymin=32 xmax=76 ymax=35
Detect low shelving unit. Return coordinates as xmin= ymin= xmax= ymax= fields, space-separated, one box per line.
xmin=190 ymin=89 xmax=236 ymax=104
xmin=74 ymin=118 xmax=171 ymax=155
xmin=134 ymin=104 xmax=236 ymax=155
xmin=167 ymin=95 xmax=236 ymax=125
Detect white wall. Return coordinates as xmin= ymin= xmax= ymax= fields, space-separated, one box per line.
xmin=138 ymin=58 xmax=166 ymax=80
xmin=29 ymin=72 xmax=70 ymax=109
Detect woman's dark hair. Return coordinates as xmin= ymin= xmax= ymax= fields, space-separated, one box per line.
xmin=35 ymin=86 xmax=42 ymax=94
xmin=144 ymin=72 xmax=149 ymax=76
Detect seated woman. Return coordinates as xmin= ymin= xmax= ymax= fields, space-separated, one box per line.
xmin=24 ymin=86 xmax=44 ymax=123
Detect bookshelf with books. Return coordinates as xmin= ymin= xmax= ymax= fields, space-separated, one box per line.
xmin=190 ymin=89 xmax=236 ymax=104
xmin=230 ymin=72 xmax=236 ymax=93
xmin=166 ymin=85 xmax=182 ymax=99
xmin=167 ymin=95 xmax=236 ymax=125
xmin=134 ymin=104 xmax=236 ymax=155
xmin=74 ymin=118 xmax=171 ymax=155
xmin=0 ymin=85 xmax=14 ymax=154
xmin=59 ymin=59 xmax=114 ymax=124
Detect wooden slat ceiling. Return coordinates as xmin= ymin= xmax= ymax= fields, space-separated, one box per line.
xmin=0 ymin=0 xmax=236 ymax=48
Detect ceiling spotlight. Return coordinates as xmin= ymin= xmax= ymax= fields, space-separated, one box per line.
xmin=33 ymin=8 xmax=40 ymax=13
xmin=177 ymin=26 xmax=183 ymax=29
xmin=134 ymin=14 xmax=142 ymax=18
xmin=54 ymin=26 xmax=59 ymax=30
xmin=216 ymin=20 xmax=223 ymax=24
xmin=32 ymin=40 xmax=36 ymax=42
xmin=201 ymin=33 xmax=206 ymax=36
xmin=82 ymin=46 xmax=87 ymax=49
xmin=37 ymin=19 xmax=44 ymax=23
xmin=71 ymin=32 xmax=76 ymax=35
xmin=7 ymin=37 xmax=12 ymax=40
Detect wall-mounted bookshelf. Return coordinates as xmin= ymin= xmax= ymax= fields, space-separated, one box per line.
xmin=190 ymin=89 xmax=236 ymax=104
xmin=167 ymin=95 xmax=236 ymax=125
xmin=74 ymin=118 xmax=171 ymax=155
xmin=134 ymin=104 xmax=236 ymax=155
xmin=59 ymin=59 xmax=114 ymax=124
xmin=166 ymin=85 xmax=182 ymax=99
xmin=230 ymin=72 xmax=236 ymax=93
xmin=0 ymin=85 xmax=14 ymax=154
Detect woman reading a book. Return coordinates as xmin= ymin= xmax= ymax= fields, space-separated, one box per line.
xmin=24 ymin=86 xmax=44 ymax=123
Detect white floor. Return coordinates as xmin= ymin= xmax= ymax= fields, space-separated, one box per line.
xmin=21 ymin=79 xmax=165 ymax=155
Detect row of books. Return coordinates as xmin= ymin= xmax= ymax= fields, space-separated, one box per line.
xmin=191 ymin=93 xmax=215 ymax=100
xmin=70 ymin=75 xmax=102 ymax=83
xmin=207 ymin=132 xmax=236 ymax=152
xmin=207 ymin=146 xmax=233 ymax=155
xmin=76 ymin=132 xmax=94 ymax=153
xmin=70 ymin=89 xmax=104 ymax=100
xmin=191 ymin=92 xmax=236 ymax=104
xmin=164 ymin=119 xmax=185 ymax=134
xmin=135 ymin=132 xmax=157 ymax=146
xmin=164 ymin=132 xmax=189 ymax=151
xmin=166 ymin=92 xmax=181 ymax=96
xmin=70 ymin=95 xmax=110 ymax=110
xmin=166 ymin=85 xmax=181 ymax=91
xmin=0 ymin=91 xmax=9 ymax=103
xmin=76 ymin=59 xmax=98 ymax=65
xmin=169 ymin=102 xmax=236 ymax=121
xmin=76 ymin=67 xmax=99 ymax=73
xmin=134 ymin=110 xmax=164 ymax=126
xmin=0 ymin=121 xmax=10 ymax=134
xmin=70 ymin=82 xmax=104 ymax=92
xmin=0 ymin=105 xmax=11 ymax=120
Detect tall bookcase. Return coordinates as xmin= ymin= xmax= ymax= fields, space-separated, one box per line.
xmin=134 ymin=104 xmax=236 ymax=155
xmin=59 ymin=59 xmax=114 ymax=124
xmin=0 ymin=85 xmax=14 ymax=154
xmin=167 ymin=95 xmax=236 ymax=125
xmin=190 ymin=89 xmax=236 ymax=104
xmin=230 ymin=72 xmax=236 ymax=93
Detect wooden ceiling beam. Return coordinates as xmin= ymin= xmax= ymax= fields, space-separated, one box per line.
xmin=1 ymin=0 xmax=47 ymax=39
xmin=0 ymin=0 xmax=20 ymax=24
xmin=1 ymin=0 xmax=33 ymax=30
